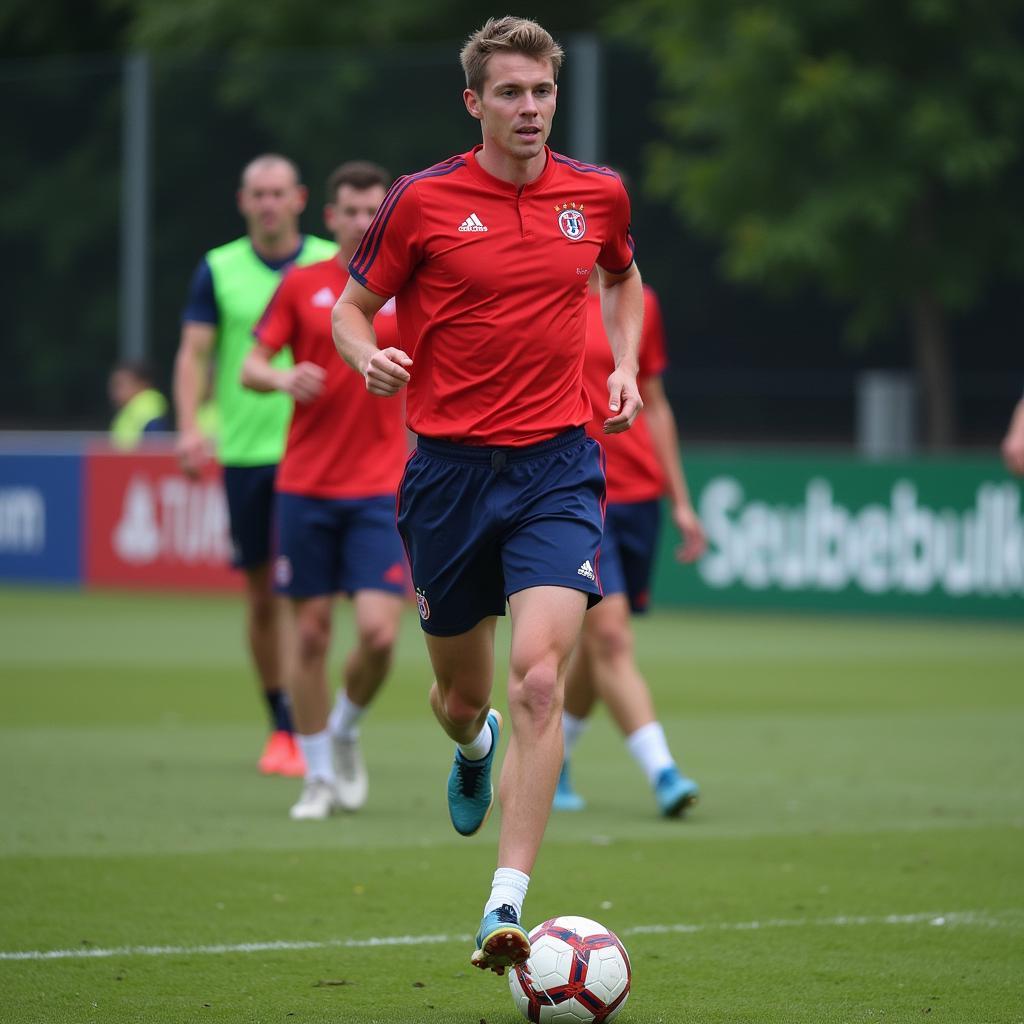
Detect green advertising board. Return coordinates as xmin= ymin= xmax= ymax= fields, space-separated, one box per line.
xmin=652 ymin=450 xmax=1024 ymax=617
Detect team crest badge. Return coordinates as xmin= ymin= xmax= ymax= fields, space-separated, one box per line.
xmin=558 ymin=208 xmax=587 ymax=240
xmin=416 ymin=588 xmax=430 ymax=621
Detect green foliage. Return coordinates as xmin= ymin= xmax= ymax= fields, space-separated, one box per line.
xmin=611 ymin=0 xmax=1024 ymax=335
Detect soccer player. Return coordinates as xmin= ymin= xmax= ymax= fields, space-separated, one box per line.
xmin=173 ymin=154 xmax=337 ymax=778
xmin=332 ymin=16 xmax=644 ymax=975
xmin=108 ymin=361 xmax=170 ymax=449
xmin=554 ymin=274 xmax=707 ymax=817
xmin=241 ymin=161 xmax=408 ymax=820
xmin=1001 ymin=395 xmax=1024 ymax=476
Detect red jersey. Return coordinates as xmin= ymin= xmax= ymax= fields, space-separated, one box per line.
xmin=254 ymin=258 xmax=407 ymax=499
xmin=349 ymin=146 xmax=636 ymax=446
xmin=583 ymin=286 xmax=669 ymax=504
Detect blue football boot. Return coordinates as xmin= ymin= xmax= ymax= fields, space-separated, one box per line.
xmin=655 ymin=765 xmax=700 ymax=818
xmin=552 ymin=760 xmax=586 ymax=811
xmin=447 ymin=709 xmax=501 ymax=836
xmin=470 ymin=903 xmax=531 ymax=975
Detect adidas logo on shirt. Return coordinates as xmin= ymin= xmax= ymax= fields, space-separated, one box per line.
xmin=311 ymin=286 xmax=336 ymax=308
xmin=577 ymin=560 xmax=596 ymax=581
xmin=458 ymin=213 xmax=488 ymax=232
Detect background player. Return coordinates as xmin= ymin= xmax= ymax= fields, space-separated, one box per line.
xmin=108 ymin=360 xmax=170 ymax=449
xmin=332 ymin=16 xmax=644 ymax=975
xmin=555 ymin=272 xmax=707 ymax=817
xmin=1001 ymin=393 xmax=1024 ymax=476
xmin=241 ymin=161 xmax=408 ymax=820
xmin=173 ymin=154 xmax=337 ymax=777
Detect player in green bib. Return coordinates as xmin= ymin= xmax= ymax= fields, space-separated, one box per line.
xmin=173 ymin=154 xmax=337 ymax=778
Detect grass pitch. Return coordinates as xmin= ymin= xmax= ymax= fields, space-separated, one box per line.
xmin=0 ymin=587 xmax=1022 ymax=1023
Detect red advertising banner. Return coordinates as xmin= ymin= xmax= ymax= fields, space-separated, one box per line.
xmin=85 ymin=448 xmax=241 ymax=591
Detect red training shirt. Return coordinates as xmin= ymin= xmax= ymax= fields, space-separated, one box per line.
xmin=583 ymin=285 xmax=669 ymax=504
xmin=348 ymin=146 xmax=636 ymax=447
xmin=254 ymin=258 xmax=407 ymax=499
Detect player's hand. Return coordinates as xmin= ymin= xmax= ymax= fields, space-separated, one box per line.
xmin=1001 ymin=433 xmax=1024 ymax=476
xmin=284 ymin=362 xmax=327 ymax=404
xmin=364 ymin=347 xmax=412 ymax=396
xmin=603 ymin=368 xmax=643 ymax=434
xmin=176 ymin=427 xmax=211 ymax=479
xmin=673 ymin=502 xmax=707 ymax=563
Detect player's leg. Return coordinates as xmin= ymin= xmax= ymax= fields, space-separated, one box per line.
xmin=424 ymin=617 xmax=501 ymax=836
xmin=224 ymin=464 xmax=301 ymax=776
xmin=552 ymin=645 xmax=596 ymax=810
xmin=469 ymin=584 xmax=588 ymax=975
xmin=329 ymin=497 xmax=408 ymax=810
xmin=595 ymin=500 xmax=699 ymax=817
xmin=330 ymin=588 xmax=403 ymax=810
xmin=287 ymin=593 xmax=342 ymax=819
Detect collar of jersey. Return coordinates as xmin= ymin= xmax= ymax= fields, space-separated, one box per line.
xmin=463 ymin=144 xmax=554 ymax=195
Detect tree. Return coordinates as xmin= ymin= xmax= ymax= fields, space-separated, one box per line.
xmin=609 ymin=0 xmax=1024 ymax=447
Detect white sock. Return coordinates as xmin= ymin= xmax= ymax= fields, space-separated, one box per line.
xmin=458 ymin=716 xmax=493 ymax=762
xmin=483 ymin=867 xmax=530 ymax=919
xmin=562 ymin=711 xmax=588 ymax=758
xmin=626 ymin=721 xmax=675 ymax=785
xmin=297 ymin=729 xmax=335 ymax=783
xmin=329 ymin=692 xmax=366 ymax=740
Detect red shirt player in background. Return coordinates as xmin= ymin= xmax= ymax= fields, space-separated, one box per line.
xmin=554 ymin=273 xmax=708 ymax=817
xmin=242 ymin=162 xmax=408 ymax=822
xmin=333 ymin=17 xmax=644 ymax=975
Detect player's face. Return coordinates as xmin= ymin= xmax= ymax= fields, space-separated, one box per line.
xmin=237 ymin=163 xmax=307 ymax=243
xmin=464 ymin=53 xmax=556 ymax=163
xmin=325 ymin=183 xmax=387 ymax=258
xmin=108 ymin=370 xmax=137 ymax=408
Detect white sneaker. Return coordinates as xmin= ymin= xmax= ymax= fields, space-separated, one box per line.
xmin=289 ymin=778 xmax=341 ymax=820
xmin=332 ymin=734 xmax=368 ymax=811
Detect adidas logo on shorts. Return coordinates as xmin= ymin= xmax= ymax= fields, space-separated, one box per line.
xmin=577 ymin=559 xmax=596 ymax=581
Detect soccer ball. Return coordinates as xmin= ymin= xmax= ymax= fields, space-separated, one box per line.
xmin=508 ymin=915 xmax=631 ymax=1023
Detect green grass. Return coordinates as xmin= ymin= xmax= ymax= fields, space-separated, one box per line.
xmin=1 ymin=587 xmax=1022 ymax=1024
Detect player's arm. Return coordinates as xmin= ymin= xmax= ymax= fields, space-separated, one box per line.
xmin=1001 ymin=397 xmax=1024 ymax=476
xmin=173 ymin=321 xmax=216 ymax=477
xmin=241 ymin=344 xmax=325 ymax=405
xmin=598 ymin=262 xmax=644 ymax=434
xmin=640 ymin=374 xmax=707 ymax=563
xmin=332 ymin=279 xmax=412 ymax=397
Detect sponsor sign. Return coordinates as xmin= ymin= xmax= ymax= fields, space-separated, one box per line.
xmin=0 ymin=453 xmax=83 ymax=583
xmin=85 ymin=450 xmax=239 ymax=591
xmin=653 ymin=452 xmax=1024 ymax=616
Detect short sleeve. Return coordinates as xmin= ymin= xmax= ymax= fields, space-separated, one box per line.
xmin=597 ymin=176 xmax=636 ymax=276
xmin=348 ymin=178 xmax=425 ymax=299
xmin=253 ymin=271 xmax=299 ymax=353
xmin=181 ymin=257 xmax=218 ymax=326
xmin=638 ymin=287 xmax=669 ymax=379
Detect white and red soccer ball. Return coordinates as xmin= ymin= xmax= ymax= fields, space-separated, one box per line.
xmin=508 ymin=915 xmax=631 ymax=1023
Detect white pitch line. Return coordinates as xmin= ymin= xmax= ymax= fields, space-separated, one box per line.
xmin=1 ymin=910 xmax=1018 ymax=963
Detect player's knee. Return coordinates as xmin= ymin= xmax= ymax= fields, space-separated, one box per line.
xmin=358 ymin=620 xmax=397 ymax=660
xmin=585 ymin=621 xmax=632 ymax=663
xmin=508 ymin=661 xmax=560 ymax=724
xmin=442 ymin=688 xmax=488 ymax=729
xmin=296 ymin=613 xmax=331 ymax=662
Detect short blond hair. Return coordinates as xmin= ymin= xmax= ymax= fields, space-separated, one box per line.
xmin=460 ymin=16 xmax=564 ymax=94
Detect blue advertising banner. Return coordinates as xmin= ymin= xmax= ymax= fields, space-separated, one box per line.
xmin=0 ymin=453 xmax=83 ymax=584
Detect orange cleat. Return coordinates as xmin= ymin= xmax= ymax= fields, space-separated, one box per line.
xmin=258 ymin=730 xmax=306 ymax=777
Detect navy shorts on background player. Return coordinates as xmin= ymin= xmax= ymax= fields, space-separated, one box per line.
xmin=397 ymin=427 xmax=606 ymax=636
xmin=223 ymin=464 xmax=277 ymax=569
xmin=273 ymin=493 xmax=408 ymax=598
xmin=600 ymin=499 xmax=661 ymax=613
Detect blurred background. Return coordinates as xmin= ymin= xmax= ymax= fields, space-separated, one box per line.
xmin=2 ymin=0 xmax=1023 ymax=614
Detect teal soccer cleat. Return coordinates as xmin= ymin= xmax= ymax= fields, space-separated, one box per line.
xmin=655 ymin=765 xmax=700 ymax=818
xmin=552 ymin=760 xmax=586 ymax=811
xmin=447 ymin=709 xmax=502 ymax=836
xmin=470 ymin=903 xmax=531 ymax=975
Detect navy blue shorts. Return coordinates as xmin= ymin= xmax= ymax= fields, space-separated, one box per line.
xmin=600 ymin=499 xmax=662 ymax=613
xmin=272 ymin=493 xmax=408 ymax=599
xmin=223 ymin=464 xmax=277 ymax=569
xmin=397 ymin=427 xmax=606 ymax=636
